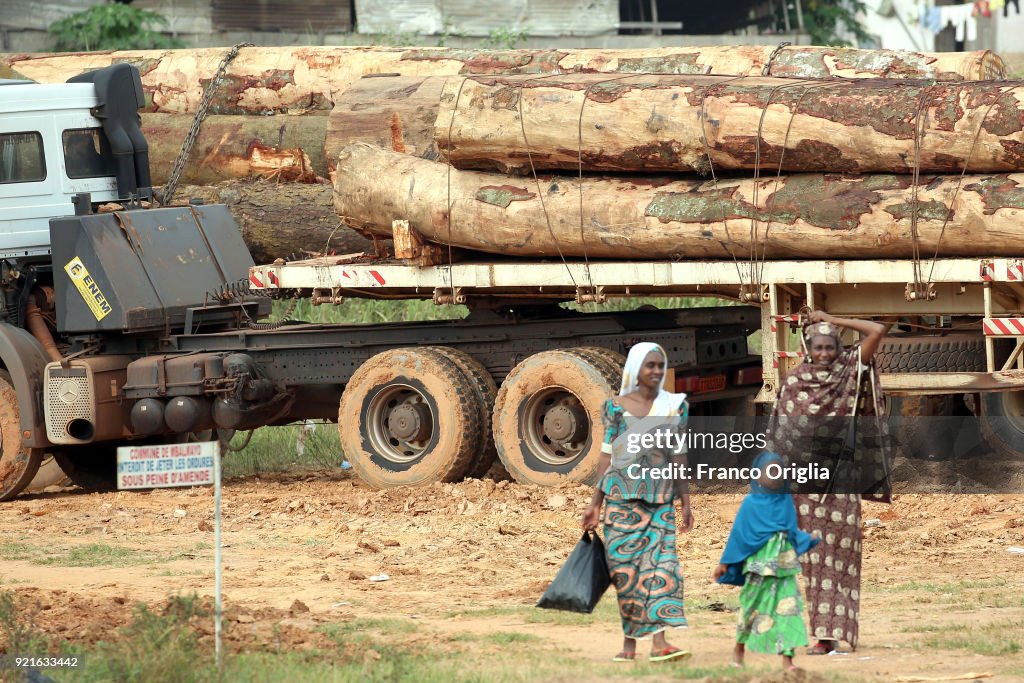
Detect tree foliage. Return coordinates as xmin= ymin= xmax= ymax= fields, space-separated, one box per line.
xmin=48 ymin=3 xmax=185 ymax=52
xmin=800 ymin=0 xmax=871 ymax=46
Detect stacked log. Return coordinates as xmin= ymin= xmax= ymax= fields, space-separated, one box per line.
xmin=1 ymin=45 xmax=1006 ymax=115
xmin=174 ymin=180 xmax=379 ymax=264
xmin=435 ymin=75 xmax=1024 ymax=175
xmin=328 ymin=66 xmax=1024 ymax=261
xmin=5 ymin=44 xmax=1012 ymax=262
xmin=333 ymin=142 xmax=1024 ymax=260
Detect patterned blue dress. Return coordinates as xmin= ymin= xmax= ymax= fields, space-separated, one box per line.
xmin=599 ymin=397 xmax=689 ymax=639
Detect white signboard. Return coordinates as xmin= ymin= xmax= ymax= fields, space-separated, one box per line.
xmin=116 ymin=441 xmax=218 ymax=489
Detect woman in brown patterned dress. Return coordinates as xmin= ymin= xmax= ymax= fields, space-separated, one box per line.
xmin=768 ymin=311 xmax=890 ymax=655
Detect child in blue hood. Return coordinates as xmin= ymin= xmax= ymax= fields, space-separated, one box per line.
xmin=713 ymin=451 xmax=819 ymax=671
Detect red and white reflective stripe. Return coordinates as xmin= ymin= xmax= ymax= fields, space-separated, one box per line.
xmin=369 ymin=270 xmax=385 ymax=286
xmin=1009 ymin=261 xmax=1024 ymax=281
xmin=249 ymin=272 xmax=264 ymax=289
xmin=268 ymin=270 xmax=279 ymax=286
xmin=983 ymin=318 xmax=1024 ymax=336
xmin=980 ymin=260 xmax=995 ymax=281
xmin=770 ymin=313 xmax=801 ymax=333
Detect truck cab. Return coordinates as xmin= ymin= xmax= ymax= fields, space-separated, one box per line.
xmin=0 ymin=64 xmax=151 ymax=263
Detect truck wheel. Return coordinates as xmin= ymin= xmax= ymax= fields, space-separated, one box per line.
xmin=572 ymin=346 xmax=626 ymax=374
xmin=53 ymin=446 xmax=117 ymax=491
xmin=493 ymin=350 xmax=617 ymax=486
xmin=0 ymin=375 xmax=43 ymax=501
xmin=339 ymin=348 xmax=482 ymax=488
xmin=427 ymin=347 xmax=500 ymax=480
xmin=875 ymin=334 xmax=985 ymax=372
xmin=978 ymin=390 xmax=1024 ymax=460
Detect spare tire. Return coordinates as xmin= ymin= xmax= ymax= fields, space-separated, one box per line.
xmin=875 ymin=334 xmax=985 ymax=373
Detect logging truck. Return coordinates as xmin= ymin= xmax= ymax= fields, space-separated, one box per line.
xmin=1 ymin=64 xmax=1022 ymax=500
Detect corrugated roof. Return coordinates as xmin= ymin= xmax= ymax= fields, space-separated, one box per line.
xmin=212 ymin=0 xmax=351 ymax=32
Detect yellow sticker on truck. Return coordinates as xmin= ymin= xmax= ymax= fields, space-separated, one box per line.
xmin=64 ymin=256 xmax=112 ymax=321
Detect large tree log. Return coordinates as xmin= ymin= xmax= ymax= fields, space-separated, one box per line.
xmin=436 ymin=74 xmax=1024 ymax=175
xmin=172 ymin=181 xmax=379 ymax=264
xmin=334 ymin=143 xmax=1024 ymax=260
xmin=0 ymin=45 xmax=1005 ymax=114
xmin=143 ymin=114 xmax=328 ymax=185
xmin=325 ymin=76 xmax=444 ymax=172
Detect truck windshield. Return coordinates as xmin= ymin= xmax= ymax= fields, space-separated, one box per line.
xmin=63 ymin=128 xmax=116 ymax=179
xmin=0 ymin=131 xmax=46 ymax=184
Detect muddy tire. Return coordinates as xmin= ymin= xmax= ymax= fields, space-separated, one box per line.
xmin=978 ymin=390 xmax=1024 ymax=460
xmin=493 ymin=349 xmax=617 ymax=487
xmin=875 ymin=334 xmax=986 ymax=373
xmin=571 ymin=346 xmax=626 ymax=376
xmin=0 ymin=375 xmax=42 ymax=501
xmin=427 ymin=347 xmax=500 ymax=480
xmin=339 ymin=348 xmax=482 ymax=488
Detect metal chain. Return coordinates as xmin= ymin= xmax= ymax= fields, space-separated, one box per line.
xmin=163 ymin=42 xmax=253 ymax=205
xmin=761 ymin=41 xmax=792 ymax=77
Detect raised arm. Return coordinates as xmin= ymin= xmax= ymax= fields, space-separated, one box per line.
xmin=809 ymin=311 xmax=888 ymax=364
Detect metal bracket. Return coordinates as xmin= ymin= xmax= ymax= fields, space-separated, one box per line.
xmin=904 ymin=282 xmax=937 ymax=301
xmin=310 ymin=288 xmax=345 ymax=305
xmin=433 ymin=287 xmax=466 ymax=306
xmin=739 ymin=284 xmax=769 ymax=303
xmin=574 ymin=286 xmax=606 ymax=305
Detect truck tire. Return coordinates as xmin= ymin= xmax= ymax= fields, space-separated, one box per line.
xmin=978 ymin=390 xmax=1024 ymax=460
xmin=0 ymin=374 xmax=43 ymax=501
xmin=493 ymin=349 xmax=617 ymax=487
xmin=339 ymin=348 xmax=482 ymax=488
xmin=427 ymin=347 xmax=500 ymax=480
xmin=875 ymin=334 xmax=986 ymax=373
xmin=53 ymin=446 xmax=117 ymax=492
xmin=572 ymin=346 xmax=626 ymax=375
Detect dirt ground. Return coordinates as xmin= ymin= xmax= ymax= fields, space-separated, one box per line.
xmin=2 ymin=472 xmax=1023 ymax=682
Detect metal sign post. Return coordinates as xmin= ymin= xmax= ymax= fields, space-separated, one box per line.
xmin=117 ymin=440 xmax=223 ymax=668
xmin=213 ymin=443 xmax=222 ymax=668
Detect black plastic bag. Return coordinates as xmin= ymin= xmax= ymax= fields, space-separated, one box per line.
xmin=536 ymin=531 xmax=611 ymax=613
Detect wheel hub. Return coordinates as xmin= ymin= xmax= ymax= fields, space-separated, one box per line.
xmin=387 ymin=402 xmax=431 ymax=442
xmin=542 ymin=404 xmax=587 ymax=442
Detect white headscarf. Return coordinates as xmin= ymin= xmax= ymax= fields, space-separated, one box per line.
xmin=619 ymin=342 xmax=669 ymax=396
xmin=609 ymin=342 xmax=688 ymax=467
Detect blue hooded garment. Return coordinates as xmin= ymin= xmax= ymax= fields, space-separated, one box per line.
xmin=716 ymin=451 xmax=820 ymax=586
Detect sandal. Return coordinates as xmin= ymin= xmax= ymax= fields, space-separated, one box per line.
xmin=649 ymin=646 xmax=691 ymax=663
xmin=612 ymin=651 xmax=636 ymax=663
xmin=806 ymin=641 xmax=835 ymax=655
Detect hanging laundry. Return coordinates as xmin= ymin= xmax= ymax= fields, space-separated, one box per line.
xmin=973 ymin=0 xmax=991 ymax=16
xmin=922 ymin=5 xmax=944 ymax=31
xmin=1004 ymin=0 xmax=1019 ymax=15
xmin=939 ymin=3 xmax=977 ymax=41
xmin=989 ymin=0 xmax=1005 ymax=11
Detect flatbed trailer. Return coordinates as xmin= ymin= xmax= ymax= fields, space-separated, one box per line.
xmin=250 ymin=254 xmax=1024 ymax=466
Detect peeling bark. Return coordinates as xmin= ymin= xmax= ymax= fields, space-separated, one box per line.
xmin=143 ymin=113 xmax=328 ymax=184
xmin=334 ymin=143 xmax=1024 ymax=260
xmin=171 ymin=180 xmax=379 ymax=264
xmin=436 ymin=74 xmax=1024 ymax=175
xmin=0 ymin=45 xmax=1005 ymax=115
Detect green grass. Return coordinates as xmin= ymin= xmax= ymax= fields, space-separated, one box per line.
xmin=222 ymin=420 xmax=344 ymax=479
xmin=2 ymin=541 xmax=170 ymax=568
xmin=916 ymin=619 xmax=1024 ymax=656
xmin=484 ymin=631 xmax=541 ymax=645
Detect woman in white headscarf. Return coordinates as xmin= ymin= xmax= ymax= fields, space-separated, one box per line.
xmin=581 ymin=342 xmax=693 ymax=663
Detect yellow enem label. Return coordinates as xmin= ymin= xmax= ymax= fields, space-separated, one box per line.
xmin=64 ymin=256 xmax=112 ymax=321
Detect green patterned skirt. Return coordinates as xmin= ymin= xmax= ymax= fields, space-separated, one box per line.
xmin=736 ymin=531 xmax=808 ymax=655
xmin=604 ymin=497 xmax=688 ymax=639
